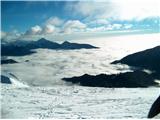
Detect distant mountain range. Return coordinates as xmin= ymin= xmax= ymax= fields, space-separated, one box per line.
xmin=1 ymin=38 xmax=99 ymax=56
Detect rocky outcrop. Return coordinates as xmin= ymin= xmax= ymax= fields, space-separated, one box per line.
xmin=111 ymin=46 xmax=160 ymax=72
xmin=148 ymin=96 xmax=160 ymax=118
xmin=1 ymin=59 xmax=18 ymax=64
xmin=1 ymin=75 xmax=12 ymax=84
xmin=62 ymin=70 xmax=158 ymax=88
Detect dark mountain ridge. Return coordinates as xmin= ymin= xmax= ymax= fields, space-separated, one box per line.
xmin=62 ymin=70 xmax=158 ymax=88
xmin=111 ymin=46 xmax=160 ymax=72
xmin=1 ymin=59 xmax=18 ymax=64
xmin=1 ymin=38 xmax=98 ymax=56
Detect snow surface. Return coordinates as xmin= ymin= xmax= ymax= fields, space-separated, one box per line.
xmin=1 ymin=85 xmax=160 ymax=119
xmin=1 ymin=33 xmax=160 ymax=118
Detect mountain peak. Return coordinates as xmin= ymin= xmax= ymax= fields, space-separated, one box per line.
xmin=36 ymin=38 xmax=55 ymax=44
xmin=38 ymin=38 xmax=48 ymax=42
xmin=62 ymin=41 xmax=70 ymax=44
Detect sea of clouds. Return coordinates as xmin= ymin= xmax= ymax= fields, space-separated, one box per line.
xmin=2 ymin=33 xmax=160 ymax=86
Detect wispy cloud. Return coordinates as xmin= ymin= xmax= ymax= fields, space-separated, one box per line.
xmin=66 ymin=0 xmax=160 ymax=21
xmin=45 ymin=17 xmax=64 ymax=27
xmin=62 ymin=20 xmax=87 ymax=33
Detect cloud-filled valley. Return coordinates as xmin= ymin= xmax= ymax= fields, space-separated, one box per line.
xmin=2 ymin=34 xmax=160 ymax=86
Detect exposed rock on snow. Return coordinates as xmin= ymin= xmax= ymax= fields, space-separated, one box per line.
xmin=1 ymin=75 xmax=12 ymax=84
xmin=1 ymin=74 xmax=29 ymax=87
xmin=1 ymin=59 xmax=18 ymax=64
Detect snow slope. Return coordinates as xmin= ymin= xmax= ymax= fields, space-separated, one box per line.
xmin=1 ymin=85 xmax=159 ymax=119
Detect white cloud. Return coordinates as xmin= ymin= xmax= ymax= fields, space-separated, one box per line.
xmin=86 ymin=23 xmax=123 ymax=32
xmin=64 ymin=20 xmax=86 ymax=29
xmin=25 ymin=17 xmax=63 ymax=36
xmin=112 ymin=0 xmax=160 ymax=20
xmin=24 ymin=17 xmax=62 ymax=36
xmin=24 ymin=18 xmax=87 ymax=36
xmin=105 ymin=25 xmax=114 ymax=31
xmin=88 ymin=19 xmax=109 ymax=26
xmin=25 ymin=25 xmax=42 ymax=35
xmin=63 ymin=20 xmax=87 ymax=33
xmin=2 ymin=1 xmax=160 ymax=41
xmin=104 ymin=24 xmax=123 ymax=31
xmin=66 ymin=0 xmax=160 ymax=21
xmin=42 ymin=24 xmax=55 ymax=34
xmin=25 ymin=24 xmax=56 ymax=36
xmin=45 ymin=17 xmax=64 ymax=26
xmin=96 ymin=19 xmax=109 ymax=25
xmin=112 ymin=24 xmax=122 ymax=29
xmin=124 ymin=24 xmax=133 ymax=29
xmin=1 ymin=30 xmax=22 ymax=42
xmin=1 ymin=31 xmax=7 ymax=38
xmin=86 ymin=26 xmax=106 ymax=32
xmin=66 ymin=1 xmax=113 ymax=19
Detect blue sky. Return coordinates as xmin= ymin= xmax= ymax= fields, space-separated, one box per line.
xmin=1 ymin=0 xmax=160 ymax=41
xmin=2 ymin=1 xmax=69 ymax=32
